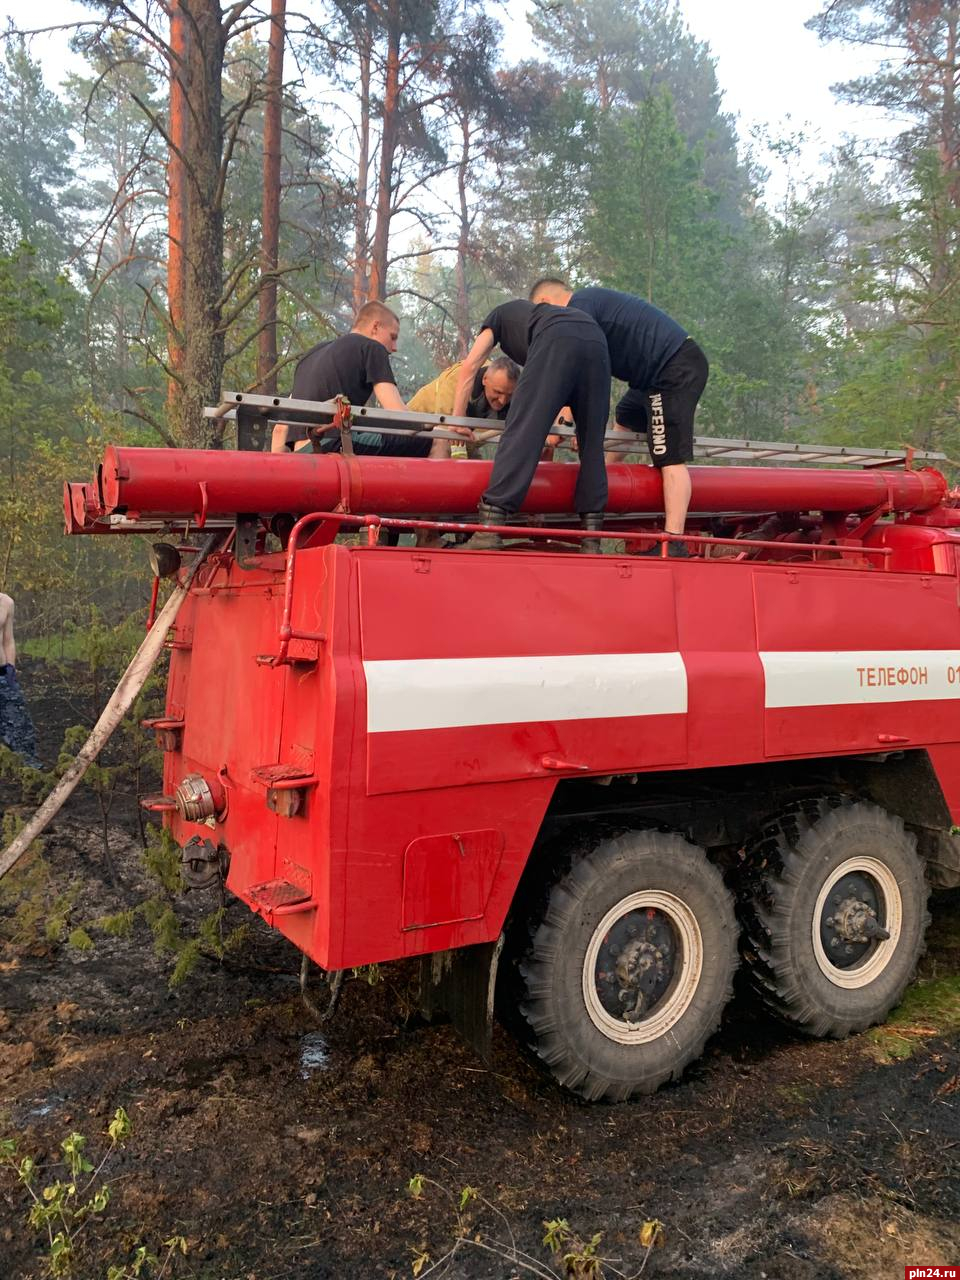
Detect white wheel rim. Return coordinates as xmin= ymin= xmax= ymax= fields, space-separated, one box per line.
xmin=581 ymin=890 xmax=704 ymax=1044
xmin=811 ymin=856 xmax=902 ymax=989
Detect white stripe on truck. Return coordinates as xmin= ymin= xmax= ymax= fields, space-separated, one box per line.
xmin=760 ymin=649 xmax=960 ymax=708
xmin=363 ymin=652 xmax=688 ymax=733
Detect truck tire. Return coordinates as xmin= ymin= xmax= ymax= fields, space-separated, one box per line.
xmin=738 ymin=798 xmax=930 ymax=1037
xmin=510 ymin=829 xmax=738 ymax=1102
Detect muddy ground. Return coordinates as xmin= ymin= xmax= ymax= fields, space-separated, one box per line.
xmin=2 ymin=660 xmax=959 ymax=1280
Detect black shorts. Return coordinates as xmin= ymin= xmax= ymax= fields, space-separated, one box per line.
xmin=615 ymin=338 xmax=708 ymax=467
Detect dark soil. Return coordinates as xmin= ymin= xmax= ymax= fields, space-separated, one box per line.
xmin=2 ymin=662 xmax=959 ymax=1280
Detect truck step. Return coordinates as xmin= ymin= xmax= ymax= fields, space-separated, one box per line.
xmin=247 ymin=879 xmax=314 ymax=913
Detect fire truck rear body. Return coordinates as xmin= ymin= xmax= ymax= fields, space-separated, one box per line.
xmin=160 ymin=524 xmax=960 ymax=970
xmin=64 ymin=407 xmax=960 ymax=1099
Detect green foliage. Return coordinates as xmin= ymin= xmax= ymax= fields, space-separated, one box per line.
xmin=351 ymin=962 xmax=383 ymax=985
xmin=0 ymin=845 xmax=51 ymax=946
xmin=167 ymin=908 xmax=249 ymax=987
xmin=148 ymin=905 xmax=182 ymax=956
xmin=0 ymin=40 xmax=79 ymax=271
xmin=97 ymin=910 xmax=136 ymax=938
xmin=404 ymin=1173 xmax=644 ymax=1277
xmin=168 ymin=939 xmax=202 ymax=988
xmin=44 ymin=892 xmax=78 ymax=944
xmin=0 ymin=741 xmax=47 ymax=802
xmin=542 ymin=1218 xmax=603 ymax=1278
xmin=143 ymin=826 xmax=183 ymax=894
xmin=868 ymin=974 xmax=960 ymax=1062
xmin=136 ymin=890 xmax=248 ymax=988
xmin=1 ymin=1110 xmax=187 ymax=1279
xmin=0 ymin=808 xmax=83 ymax=951
xmin=802 ymin=2 xmax=960 ymax=456
xmin=40 ymin=613 xmax=164 ymax=881
xmin=586 ymin=93 xmax=712 ymax=306
xmin=1 ymin=794 xmax=242 ymax=989
xmin=164 ymin=910 xmax=250 ymax=987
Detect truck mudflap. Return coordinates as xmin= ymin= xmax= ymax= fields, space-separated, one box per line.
xmin=419 ymin=935 xmax=504 ymax=1061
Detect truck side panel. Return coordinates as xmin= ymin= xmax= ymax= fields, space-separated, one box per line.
xmin=357 ymin=552 xmax=688 ymax=793
xmin=754 ymin=567 xmax=960 ymax=757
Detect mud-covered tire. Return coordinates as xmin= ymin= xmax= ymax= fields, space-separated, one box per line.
xmin=512 ymin=829 xmax=738 ymax=1102
xmin=738 ymin=798 xmax=930 ymax=1037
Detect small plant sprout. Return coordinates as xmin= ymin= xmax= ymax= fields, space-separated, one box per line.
xmin=402 ymin=1173 xmax=655 ymax=1278
xmin=1 ymin=1108 xmax=187 ymax=1278
xmin=107 ymin=1107 xmax=131 ymax=1143
xmin=458 ymin=1185 xmax=478 ymax=1211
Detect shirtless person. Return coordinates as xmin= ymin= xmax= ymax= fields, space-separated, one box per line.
xmin=0 ymin=593 xmax=40 ymax=768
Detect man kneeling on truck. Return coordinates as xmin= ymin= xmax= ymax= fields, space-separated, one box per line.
xmin=409 ymin=355 xmax=520 ymax=421
xmin=272 ymin=302 xmax=464 ymax=458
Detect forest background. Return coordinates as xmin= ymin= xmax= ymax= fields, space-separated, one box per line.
xmin=0 ymin=0 xmax=957 ymax=637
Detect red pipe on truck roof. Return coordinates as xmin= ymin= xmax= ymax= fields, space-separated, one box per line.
xmin=93 ymin=446 xmax=948 ymax=520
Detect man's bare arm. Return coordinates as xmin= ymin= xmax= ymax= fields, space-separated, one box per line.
xmin=373 ymin=381 xmax=407 ymax=412
xmin=374 ymin=380 xmax=462 ymax=459
xmin=452 ymin=331 xmax=495 ymax=418
xmin=270 ymin=423 xmax=290 ymax=452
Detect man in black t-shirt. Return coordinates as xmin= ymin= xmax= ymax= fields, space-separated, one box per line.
xmin=451 ymin=299 xmax=611 ymax=551
xmin=530 ymin=280 xmax=708 ymax=557
xmin=271 ymin=301 xmax=441 ymax=458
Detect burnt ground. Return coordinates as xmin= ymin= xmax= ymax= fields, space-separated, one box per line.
xmin=1 ymin=661 xmax=959 ymax=1280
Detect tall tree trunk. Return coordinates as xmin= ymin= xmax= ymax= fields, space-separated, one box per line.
xmin=454 ymin=114 xmax=471 ymax=356
xmin=257 ymin=0 xmax=285 ymax=393
xmin=167 ymin=0 xmax=189 ymax=424
xmin=352 ymin=24 xmax=372 ymax=311
xmin=179 ymin=0 xmax=226 ymax=446
xmin=368 ymin=0 xmax=401 ymax=301
xmin=932 ymin=7 xmax=959 ymax=207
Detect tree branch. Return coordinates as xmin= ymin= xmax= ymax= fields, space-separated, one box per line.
xmin=121 ymin=400 xmax=177 ymax=447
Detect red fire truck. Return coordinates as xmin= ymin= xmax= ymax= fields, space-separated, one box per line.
xmin=65 ymin=395 xmax=960 ymax=1101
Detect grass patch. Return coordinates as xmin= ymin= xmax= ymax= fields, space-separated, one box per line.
xmin=806 ymin=1191 xmax=960 ymax=1278
xmin=774 ymin=1082 xmax=816 ymax=1106
xmin=867 ymin=974 xmax=960 ymax=1062
xmin=20 ymin=634 xmax=90 ymax=661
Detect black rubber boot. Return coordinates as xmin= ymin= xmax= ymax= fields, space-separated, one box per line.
xmin=461 ymin=502 xmax=509 ymax=550
xmin=640 ymin=537 xmax=690 ymax=559
xmin=580 ymin=512 xmax=604 ymax=555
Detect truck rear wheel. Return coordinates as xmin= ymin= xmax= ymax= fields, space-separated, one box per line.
xmin=738 ymin=799 xmax=930 ymax=1037
xmin=511 ymin=829 xmax=738 ymax=1102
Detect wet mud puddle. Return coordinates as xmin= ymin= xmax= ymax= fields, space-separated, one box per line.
xmin=299 ymin=1030 xmax=330 ymax=1078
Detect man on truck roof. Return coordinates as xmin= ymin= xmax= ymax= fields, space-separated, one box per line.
xmin=271 ymin=301 xmax=457 ymax=458
xmin=529 ymin=279 xmax=709 ymax=558
xmin=409 ymin=355 xmax=520 ymax=420
xmin=451 ymin=298 xmax=611 ymax=551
